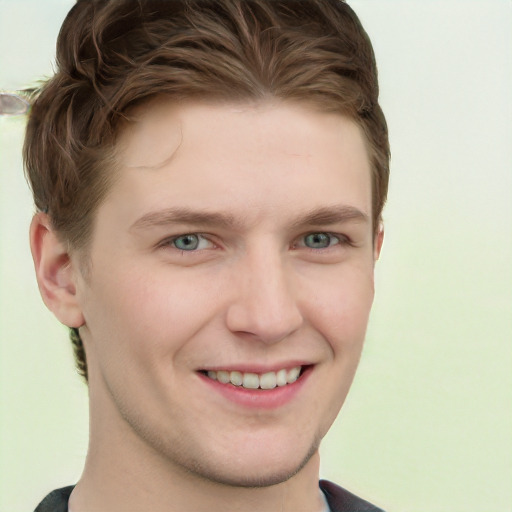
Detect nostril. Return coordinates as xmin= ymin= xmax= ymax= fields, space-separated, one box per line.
xmin=225 ymin=299 xmax=303 ymax=345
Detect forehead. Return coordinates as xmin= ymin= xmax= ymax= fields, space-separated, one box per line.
xmin=107 ymin=99 xmax=372 ymax=229
xmin=119 ymin=98 xmax=367 ymax=165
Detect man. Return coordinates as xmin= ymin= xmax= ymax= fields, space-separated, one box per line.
xmin=26 ymin=0 xmax=389 ymax=510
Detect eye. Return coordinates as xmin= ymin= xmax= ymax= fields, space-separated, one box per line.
xmin=301 ymin=232 xmax=340 ymax=249
xmin=171 ymin=234 xmax=212 ymax=251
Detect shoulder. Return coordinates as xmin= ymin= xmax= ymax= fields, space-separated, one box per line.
xmin=320 ymin=480 xmax=386 ymax=512
xmin=34 ymin=486 xmax=74 ymax=512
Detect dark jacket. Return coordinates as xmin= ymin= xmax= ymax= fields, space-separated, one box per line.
xmin=34 ymin=480 xmax=385 ymax=511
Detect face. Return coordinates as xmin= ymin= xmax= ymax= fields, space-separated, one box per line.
xmin=75 ymin=99 xmax=379 ymax=487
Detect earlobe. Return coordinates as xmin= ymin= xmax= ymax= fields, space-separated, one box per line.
xmin=29 ymin=213 xmax=85 ymax=328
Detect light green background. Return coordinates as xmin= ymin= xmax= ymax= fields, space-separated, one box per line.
xmin=1 ymin=1 xmax=511 ymax=511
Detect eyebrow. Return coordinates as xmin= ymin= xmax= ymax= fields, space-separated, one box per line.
xmin=130 ymin=204 xmax=369 ymax=232
xmin=290 ymin=205 xmax=369 ymax=228
xmin=130 ymin=207 xmax=242 ymax=231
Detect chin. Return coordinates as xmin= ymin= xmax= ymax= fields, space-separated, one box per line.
xmin=186 ymin=437 xmax=320 ymax=489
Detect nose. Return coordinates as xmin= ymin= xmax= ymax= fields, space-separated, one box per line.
xmin=225 ymin=250 xmax=304 ymax=344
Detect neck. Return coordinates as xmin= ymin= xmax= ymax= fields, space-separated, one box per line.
xmin=70 ymin=393 xmax=325 ymax=512
xmin=71 ymin=444 xmax=324 ymax=512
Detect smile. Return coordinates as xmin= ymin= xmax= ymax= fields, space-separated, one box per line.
xmin=201 ymin=366 xmax=303 ymax=390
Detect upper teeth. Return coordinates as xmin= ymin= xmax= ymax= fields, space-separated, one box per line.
xmin=206 ymin=366 xmax=302 ymax=390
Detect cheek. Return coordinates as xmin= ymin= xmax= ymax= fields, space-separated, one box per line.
xmin=82 ymin=266 xmax=220 ymax=367
xmin=304 ymin=265 xmax=375 ymax=350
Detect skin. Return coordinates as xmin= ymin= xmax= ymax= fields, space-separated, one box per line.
xmin=31 ymin=99 xmax=383 ymax=512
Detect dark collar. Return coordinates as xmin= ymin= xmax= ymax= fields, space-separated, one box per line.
xmin=320 ymin=480 xmax=386 ymax=512
xmin=35 ymin=481 xmax=385 ymax=512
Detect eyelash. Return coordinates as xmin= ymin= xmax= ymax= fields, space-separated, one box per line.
xmin=293 ymin=232 xmax=352 ymax=251
xmin=159 ymin=232 xmax=352 ymax=253
xmin=160 ymin=233 xmax=214 ymax=253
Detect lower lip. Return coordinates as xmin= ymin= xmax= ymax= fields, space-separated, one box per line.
xmin=198 ymin=367 xmax=312 ymax=410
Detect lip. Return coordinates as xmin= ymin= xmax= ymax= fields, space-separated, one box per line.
xmin=199 ymin=361 xmax=309 ymax=374
xmin=197 ymin=365 xmax=313 ymax=410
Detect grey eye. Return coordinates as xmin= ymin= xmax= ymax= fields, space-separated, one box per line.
xmin=304 ymin=233 xmax=334 ymax=249
xmin=0 ymin=93 xmax=29 ymax=116
xmin=173 ymin=234 xmax=200 ymax=251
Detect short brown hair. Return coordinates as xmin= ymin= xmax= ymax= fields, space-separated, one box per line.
xmin=24 ymin=0 xmax=390 ymax=381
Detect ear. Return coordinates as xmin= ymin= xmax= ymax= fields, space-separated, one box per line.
xmin=374 ymin=223 xmax=384 ymax=262
xmin=29 ymin=213 xmax=85 ymax=328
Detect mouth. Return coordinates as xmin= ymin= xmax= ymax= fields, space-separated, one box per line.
xmin=199 ymin=365 xmax=309 ymax=390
